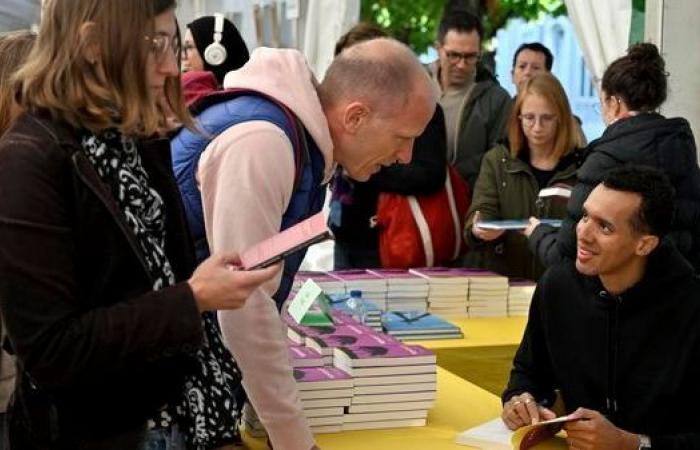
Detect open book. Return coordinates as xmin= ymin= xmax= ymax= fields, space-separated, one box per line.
xmin=456 ymin=416 xmax=574 ymax=449
xmin=476 ymin=219 xmax=562 ymax=230
xmin=240 ymin=210 xmax=333 ymax=270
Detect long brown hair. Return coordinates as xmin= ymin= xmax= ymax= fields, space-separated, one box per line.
xmin=16 ymin=0 xmax=191 ymax=136
xmin=0 ymin=31 xmax=36 ymax=136
xmin=508 ymin=72 xmax=579 ymax=160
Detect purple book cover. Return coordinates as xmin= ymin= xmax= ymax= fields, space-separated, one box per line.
xmin=309 ymin=333 xmax=399 ymax=349
xmin=288 ymin=345 xmax=322 ymax=360
xmin=301 ymin=323 xmax=375 ymax=339
xmin=293 ymin=366 xmax=352 ymax=383
xmin=337 ymin=343 xmax=434 ymax=360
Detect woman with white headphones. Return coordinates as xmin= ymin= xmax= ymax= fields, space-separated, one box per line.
xmin=182 ymin=13 xmax=249 ymax=85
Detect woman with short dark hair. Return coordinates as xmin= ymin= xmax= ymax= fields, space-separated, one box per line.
xmin=527 ymin=43 xmax=700 ymax=270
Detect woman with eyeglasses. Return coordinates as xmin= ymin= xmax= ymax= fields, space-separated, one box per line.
xmin=0 ymin=0 xmax=280 ymax=448
xmin=526 ymin=43 xmax=700 ymax=271
xmin=464 ymin=73 xmax=582 ymax=280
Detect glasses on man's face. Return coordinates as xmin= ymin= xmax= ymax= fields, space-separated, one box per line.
xmin=519 ymin=113 xmax=558 ymax=128
xmin=146 ymin=33 xmax=180 ymax=62
xmin=444 ymin=50 xmax=480 ymax=65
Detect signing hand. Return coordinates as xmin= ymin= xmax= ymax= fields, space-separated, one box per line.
xmin=472 ymin=211 xmax=506 ymax=241
xmin=564 ymin=408 xmax=639 ymax=450
xmin=522 ymin=216 xmax=541 ymax=238
xmin=501 ymin=392 xmax=556 ymax=430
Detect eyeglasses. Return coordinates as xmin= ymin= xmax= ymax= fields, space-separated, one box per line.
xmin=145 ymin=33 xmax=180 ymax=62
xmin=182 ymin=43 xmax=197 ymax=57
xmin=519 ymin=113 xmax=558 ymax=128
xmin=444 ymin=50 xmax=480 ymax=65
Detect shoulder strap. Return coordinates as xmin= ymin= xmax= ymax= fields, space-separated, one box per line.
xmin=192 ymin=88 xmax=308 ymax=190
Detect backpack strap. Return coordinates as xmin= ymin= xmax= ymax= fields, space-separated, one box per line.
xmin=191 ymin=88 xmax=308 ymax=190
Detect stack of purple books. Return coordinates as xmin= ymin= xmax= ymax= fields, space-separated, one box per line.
xmin=294 ymin=366 xmax=354 ymax=433
xmin=507 ymin=279 xmax=536 ymax=317
xmin=465 ymin=269 xmax=509 ymax=317
xmin=326 ymin=269 xmax=388 ymax=309
xmin=367 ymin=268 xmax=429 ymax=312
xmin=410 ymin=267 xmax=470 ymax=316
xmin=333 ymin=342 xmax=437 ymax=431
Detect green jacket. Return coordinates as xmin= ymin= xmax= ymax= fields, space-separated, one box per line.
xmin=463 ymin=144 xmax=577 ymax=280
xmin=427 ymin=62 xmax=512 ymax=189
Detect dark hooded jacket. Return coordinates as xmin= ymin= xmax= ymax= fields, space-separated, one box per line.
xmin=505 ymin=240 xmax=700 ymax=449
xmin=529 ymin=113 xmax=700 ymax=270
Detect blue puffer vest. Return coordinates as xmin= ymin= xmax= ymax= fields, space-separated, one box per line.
xmin=171 ymin=91 xmax=327 ymax=308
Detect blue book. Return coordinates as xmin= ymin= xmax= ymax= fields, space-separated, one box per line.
xmin=382 ymin=311 xmax=461 ymax=336
xmin=476 ymin=219 xmax=562 ymax=230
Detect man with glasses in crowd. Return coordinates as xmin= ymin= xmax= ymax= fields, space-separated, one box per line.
xmin=426 ymin=10 xmax=511 ymax=191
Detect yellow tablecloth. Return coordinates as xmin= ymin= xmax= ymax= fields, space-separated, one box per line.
xmin=408 ymin=316 xmax=527 ymax=350
xmin=242 ymin=366 xmax=564 ymax=450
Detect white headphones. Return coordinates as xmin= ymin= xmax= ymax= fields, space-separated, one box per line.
xmin=203 ymin=13 xmax=227 ymax=66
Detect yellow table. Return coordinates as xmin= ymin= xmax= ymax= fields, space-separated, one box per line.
xmin=242 ymin=366 xmax=563 ymax=450
xmin=408 ymin=317 xmax=527 ymax=350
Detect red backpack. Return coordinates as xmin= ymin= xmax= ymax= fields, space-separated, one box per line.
xmin=375 ymin=166 xmax=470 ymax=268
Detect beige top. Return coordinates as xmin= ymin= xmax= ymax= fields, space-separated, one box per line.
xmin=196 ymin=48 xmax=335 ymax=450
xmin=437 ymin=69 xmax=476 ymax=163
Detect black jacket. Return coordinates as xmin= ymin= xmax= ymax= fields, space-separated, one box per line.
xmin=504 ymin=241 xmax=700 ymax=449
xmin=0 ymin=113 xmax=203 ymax=449
xmin=529 ymin=113 xmax=700 ymax=270
xmin=330 ymin=106 xmax=447 ymax=249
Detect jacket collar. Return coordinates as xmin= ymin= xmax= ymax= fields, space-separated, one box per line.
xmin=582 ymin=239 xmax=695 ymax=308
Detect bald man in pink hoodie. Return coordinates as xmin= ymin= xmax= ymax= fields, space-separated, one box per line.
xmin=185 ymin=38 xmax=435 ymax=449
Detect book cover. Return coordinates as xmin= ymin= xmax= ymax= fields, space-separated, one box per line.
xmin=307 ymin=333 xmax=400 ymax=353
xmin=382 ymin=311 xmax=461 ymax=333
xmin=455 ymin=416 xmax=572 ymax=449
xmin=240 ymin=210 xmax=333 ymax=270
xmin=293 ymin=366 xmax=353 ymax=390
xmin=476 ymin=219 xmax=562 ymax=230
xmin=288 ymin=345 xmax=324 ymax=368
xmin=301 ymin=323 xmax=376 ymax=339
xmin=333 ymin=343 xmax=435 ymax=368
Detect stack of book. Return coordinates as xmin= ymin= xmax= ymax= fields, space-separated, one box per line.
xmin=293 ymin=271 xmax=346 ymax=296
xmin=507 ymin=279 xmax=537 ymax=317
xmin=294 ymin=366 xmax=353 ymax=433
xmin=333 ymin=342 xmax=437 ymax=431
xmin=327 ymin=293 xmax=384 ymax=332
xmin=368 ymin=269 xmax=429 ymax=313
xmin=465 ymin=270 xmax=509 ymax=317
xmin=382 ymin=311 xmax=463 ymax=340
xmin=304 ymin=323 xmax=390 ymax=365
xmin=288 ymin=343 xmax=325 ymax=368
xmin=410 ymin=267 xmax=469 ymax=316
xmin=328 ymin=270 xmax=388 ymax=310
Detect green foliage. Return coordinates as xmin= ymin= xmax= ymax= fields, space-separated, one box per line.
xmin=360 ymin=0 xmax=444 ymax=54
xmin=360 ymin=0 xmax=567 ymax=54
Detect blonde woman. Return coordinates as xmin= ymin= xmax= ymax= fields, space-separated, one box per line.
xmin=0 ymin=0 xmax=278 ymax=448
xmin=464 ymin=73 xmax=581 ymax=280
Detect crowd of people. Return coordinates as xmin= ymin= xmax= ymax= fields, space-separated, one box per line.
xmin=0 ymin=1 xmax=699 ymax=449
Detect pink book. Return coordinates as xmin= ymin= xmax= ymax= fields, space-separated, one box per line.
xmin=367 ymin=269 xmax=426 ymax=282
xmin=293 ymin=366 xmax=353 ymax=390
xmin=288 ymin=345 xmax=324 ymax=368
xmin=334 ymin=343 xmax=436 ymax=368
xmin=240 ymin=211 xmax=333 ymax=270
xmin=307 ymin=333 xmax=400 ymax=355
xmin=301 ymin=323 xmax=375 ymax=339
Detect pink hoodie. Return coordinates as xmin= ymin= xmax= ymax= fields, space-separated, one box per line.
xmin=196 ymin=48 xmax=334 ymax=450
